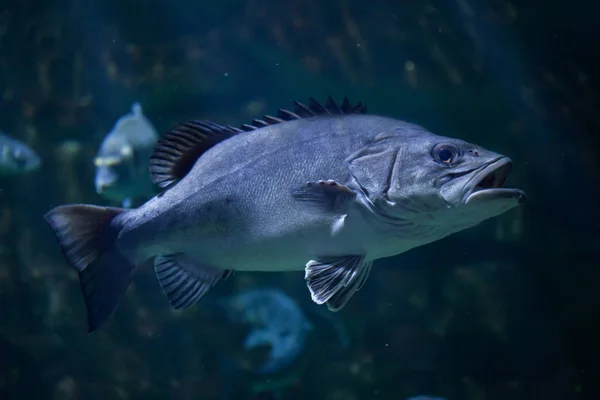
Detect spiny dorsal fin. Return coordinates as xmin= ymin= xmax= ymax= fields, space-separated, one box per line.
xmin=148 ymin=120 xmax=241 ymax=188
xmin=148 ymin=97 xmax=367 ymax=189
xmin=242 ymin=96 xmax=367 ymax=132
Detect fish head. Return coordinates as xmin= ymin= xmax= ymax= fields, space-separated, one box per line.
xmin=94 ymin=137 xmax=136 ymax=198
xmin=389 ymin=132 xmax=526 ymax=228
xmin=112 ymin=106 xmax=159 ymax=147
xmin=351 ymin=124 xmax=526 ymax=234
xmin=0 ymin=140 xmax=40 ymax=174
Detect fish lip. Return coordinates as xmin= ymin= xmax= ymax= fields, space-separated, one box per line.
xmin=95 ymin=180 xmax=116 ymax=194
xmin=463 ymin=157 xmax=527 ymax=204
xmin=28 ymin=156 xmax=41 ymax=171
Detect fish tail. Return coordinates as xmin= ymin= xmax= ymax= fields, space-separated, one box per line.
xmin=43 ymin=204 xmax=135 ymax=333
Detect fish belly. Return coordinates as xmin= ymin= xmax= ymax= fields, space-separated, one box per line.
xmin=178 ymin=216 xmax=358 ymax=272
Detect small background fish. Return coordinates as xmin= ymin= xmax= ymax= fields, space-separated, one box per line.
xmin=218 ymin=288 xmax=313 ymax=374
xmin=94 ymin=102 xmax=159 ymax=208
xmin=217 ymin=287 xmax=349 ymax=399
xmin=0 ymin=132 xmax=40 ymax=175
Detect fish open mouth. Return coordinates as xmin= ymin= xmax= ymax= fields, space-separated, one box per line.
xmin=464 ymin=157 xmax=527 ymax=204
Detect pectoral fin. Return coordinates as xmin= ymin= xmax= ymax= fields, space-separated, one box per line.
xmin=292 ymin=180 xmax=356 ymax=236
xmin=291 ymin=180 xmax=355 ymax=213
xmin=154 ymin=254 xmax=234 ymax=309
xmin=305 ymin=255 xmax=373 ymax=311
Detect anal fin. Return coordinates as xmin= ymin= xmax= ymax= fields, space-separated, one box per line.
xmin=154 ymin=254 xmax=233 ymax=310
xmin=305 ymin=255 xmax=373 ymax=311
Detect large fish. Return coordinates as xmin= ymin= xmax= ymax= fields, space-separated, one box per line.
xmin=44 ymin=97 xmax=526 ymax=332
xmin=94 ymin=102 xmax=159 ymax=208
xmin=0 ymin=132 xmax=40 ymax=175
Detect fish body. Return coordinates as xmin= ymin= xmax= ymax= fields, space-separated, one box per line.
xmin=120 ymin=114 xmax=412 ymax=269
xmin=44 ymin=97 xmax=526 ymax=332
xmin=0 ymin=132 xmax=40 ymax=175
xmin=219 ymin=288 xmax=313 ymax=375
xmin=94 ymin=102 xmax=159 ymax=207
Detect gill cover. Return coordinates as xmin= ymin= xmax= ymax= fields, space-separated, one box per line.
xmin=346 ymin=141 xmax=398 ymax=201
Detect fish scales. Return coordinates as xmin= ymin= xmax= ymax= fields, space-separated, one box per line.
xmin=118 ymin=114 xmax=390 ymax=269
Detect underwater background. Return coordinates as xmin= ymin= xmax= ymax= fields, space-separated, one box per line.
xmin=1 ymin=0 xmax=599 ymax=399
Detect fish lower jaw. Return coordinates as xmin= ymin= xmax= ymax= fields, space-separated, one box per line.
xmin=465 ymin=188 xmax=527 ymax=204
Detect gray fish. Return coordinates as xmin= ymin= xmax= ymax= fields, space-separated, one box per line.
xmin=0 ymin=132 xmax=40 ymax=175
xmin=43 ymin=96 xmax=527 ymax=332
xmin=94 ymin=102 xmax=159 ymax=208
xmin=219 ymin=288 xmax=313 ymax=375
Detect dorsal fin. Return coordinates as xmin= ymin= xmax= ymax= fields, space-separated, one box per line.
xmin=131 ymin=102 xmax=143 ymax=117
xmin=148 ymin=97 xmax=367 ymax=190
xmin=241 ymin=96 xmax=367 ymax=132
xmin=148 ymin=121 xmax=241 ymax=188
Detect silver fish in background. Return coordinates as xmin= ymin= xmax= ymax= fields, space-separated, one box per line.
xmin=219 ymin=288 xmax=313 ymax=375
xmin=0 ymin=132 xmax=40 ymax=175
xmin=44 ymin=96 xmax=527 ymax=332
xmin=94 ymin=102 xmax=159 ymax=208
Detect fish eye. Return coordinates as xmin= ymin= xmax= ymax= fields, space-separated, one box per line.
xmin=432 ymin=143 xmax=459 ymax=165
xmin=120 ymin=145 xmax=133 ymax=157
xmin=439 ymin=148 xmax=452 ymax=163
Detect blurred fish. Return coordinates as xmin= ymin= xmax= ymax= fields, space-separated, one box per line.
xmin=94 ymin=102 xmax=158 ymax=208
xmin=219 ymin=288 xmax=313 ymax=375
xmin=44 ymin=96 xmax=527 ymax=332
xmin=0 ymin=132 xmax=40 ymax=175
xmin=218 ymin=288 xmax=349 ymax=400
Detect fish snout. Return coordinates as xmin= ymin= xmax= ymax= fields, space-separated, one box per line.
xmin=95 ymin=174 xmax=118 ymax=194
xmin=95 ymin=163 xmax=120 ymax=194
xmin=463 ymin=157 xmax=526 ymax=206
xmin=25 ymin=154 xmax=41 ymax=171
xmin=13 ymin=147 xmax=40 ymax=172
xmin=96 ymin=180 xmax=115 ymax=194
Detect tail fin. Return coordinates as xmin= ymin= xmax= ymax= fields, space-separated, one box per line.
xmin=43 ymin=204 xmax=134 ymax=333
